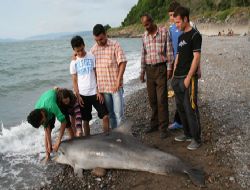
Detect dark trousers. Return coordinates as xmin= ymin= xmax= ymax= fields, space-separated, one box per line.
xmin=146 ymin=63 xmax=169 ymax=130
xmin=171 ymin=76 xmax=201 ymax=142
xmin=174 ymin=110 xmax=182 ymax=124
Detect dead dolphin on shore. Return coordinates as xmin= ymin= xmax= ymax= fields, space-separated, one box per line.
xmin=54 ymin=121 xmax=205 ymax=186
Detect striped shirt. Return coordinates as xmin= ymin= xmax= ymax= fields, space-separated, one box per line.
xmin=141 ymin=26 xmax=174 ymax=72
xmin=91 ymin=39 xmax=127 ymax=93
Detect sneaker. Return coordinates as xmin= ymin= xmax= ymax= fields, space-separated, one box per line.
xmin=168 ymin=122 xmax=183 ymax=130
xmin=174 ymin=134 xmax=192 ymax=142
xmin=187 ymin=140 xmax=201 ymax=150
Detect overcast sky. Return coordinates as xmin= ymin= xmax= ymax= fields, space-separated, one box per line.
xmin=0 ymin=0 xmax=138 ymax=39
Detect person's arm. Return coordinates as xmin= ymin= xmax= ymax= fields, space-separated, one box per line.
xmin=140 ymin=38 xmax=146 ymax=83
xmin=50 ymin=103 xmax=67 ymax=151
xmin=114 ymin=62 xmax=126 ymax=93
xmin=71 ymin=74 xmax=84 ymax=107
xmin=172 ymin=54 xmax=179 ymax=79
xmin=114 ymin=42 xmax=127 ymax=92
xmin=53 ymin=122 xmax=67 ymax=152
xmin=184 ymin=32 xmax=202 ymax=88
xmin=166 ymin=30 xmax=174 ymax=80
xmin=44 ymin=126 xmax=52 ymax=161
xmin=94 ymin=68 xmax=105 ymax=104
xmin=197 ymin=61 xmax=201 ymax=79
xmin=184 ymin=52 xmax=200 ymax=88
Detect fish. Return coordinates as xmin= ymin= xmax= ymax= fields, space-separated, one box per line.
xmin=54 ymin=121 xmax=205 ymax=186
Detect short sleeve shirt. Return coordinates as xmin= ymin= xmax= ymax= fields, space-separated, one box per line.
xmin=70 ymin=52 xmax=97 ymax=96
xmin=90 ymin=39 xmax=127 ymax=93
xmin=35 ymin=89 xmax=66 ymax=127
xmin=174 ymin=28 xmax=202 ymax=76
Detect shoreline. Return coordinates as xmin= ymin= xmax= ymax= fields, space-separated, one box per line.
xmin=39 ymin=87 xmax=241 ymax=190
xmin=108 ymin=23 xmax=249 ymax=38
xmin=39 ymin=35 xmax=249 ymax=189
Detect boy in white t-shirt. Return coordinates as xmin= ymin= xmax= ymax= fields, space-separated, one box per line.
xmin=70 ymin=35 xmax=109 ymax=136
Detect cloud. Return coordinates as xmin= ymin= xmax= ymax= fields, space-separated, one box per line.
xmin=0 ymin=0 xmax=138 ymax=38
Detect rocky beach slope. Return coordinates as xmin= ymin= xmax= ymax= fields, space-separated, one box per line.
xmin=39 ymin=35 xmax=249 ymax=190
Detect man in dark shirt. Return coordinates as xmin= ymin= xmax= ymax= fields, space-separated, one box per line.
xmin=171 ymin=6 xmax=202 ymax=150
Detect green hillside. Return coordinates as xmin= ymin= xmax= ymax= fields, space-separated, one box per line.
xmin=121 ymin=0 xmax=249 ymax=26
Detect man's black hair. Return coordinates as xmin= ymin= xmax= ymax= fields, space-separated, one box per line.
xmin=27 ymin=109 xmax=43 ymax=128
xmin=71 ymin=35 xmax=85 ymax=49
xmin=93 ymin=24 xmax=106 ymax=36
xmin=173 ymin=6 xmax=190 ymax=22
xmin=140 ymin=13 xmax=153 ymax=22
xmin=168 ymin=1 xmax=181 ymax=12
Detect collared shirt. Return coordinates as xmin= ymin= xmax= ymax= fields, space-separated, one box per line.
xmin=141 ymin=26 xmax=174 ymax=72
xmin=90 ymin=39 xmax=127 ymax=93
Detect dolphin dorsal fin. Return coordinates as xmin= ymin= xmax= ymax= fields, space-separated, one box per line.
xmin=113 ymin=120 xmax=133 ymax=134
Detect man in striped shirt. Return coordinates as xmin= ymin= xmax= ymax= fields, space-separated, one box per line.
xmin=91 ymin=24 xmax=127 ymax=129
xmin=140 ymin=14 xmax=174 ymax=139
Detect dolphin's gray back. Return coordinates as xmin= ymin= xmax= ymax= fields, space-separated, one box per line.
xmin=60 ymin=131 xmax=186 ymax=174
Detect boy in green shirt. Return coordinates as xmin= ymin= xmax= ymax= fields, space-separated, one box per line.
xmin=27 ymin=89 xmax=74 ymax=161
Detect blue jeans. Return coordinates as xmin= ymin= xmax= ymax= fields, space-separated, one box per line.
xmin=103 ymin=88 xmax=124 ymax=129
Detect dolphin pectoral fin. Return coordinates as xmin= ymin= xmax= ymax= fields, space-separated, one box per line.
xmin=74 ymin=167 xmax=83 ymax=177
xmin=185 ymin=168 xmax=205 ymax=187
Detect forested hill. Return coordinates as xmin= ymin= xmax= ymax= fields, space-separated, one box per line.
xmin=121 ymin=0 xmax=249 ymax=26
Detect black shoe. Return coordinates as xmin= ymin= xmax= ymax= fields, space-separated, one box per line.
xmin=145 ymin=126 xmax=158 ymax=134
xmin=160 ymin=131 xmax=168 ymax=139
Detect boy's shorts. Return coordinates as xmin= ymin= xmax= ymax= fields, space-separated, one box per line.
xmin=80 ymin=94 xmax=108 ymax=121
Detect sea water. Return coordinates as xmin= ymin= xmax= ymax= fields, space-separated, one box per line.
xmin=0 ymin=35 xmax=143 ymax=189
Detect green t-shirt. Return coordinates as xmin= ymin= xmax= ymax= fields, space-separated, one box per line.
xmin=35 ymin=89 xmax=66 ymax=127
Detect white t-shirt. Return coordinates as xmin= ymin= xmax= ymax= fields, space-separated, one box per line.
xmin=70 ymin=52 xmax=97 ymax=96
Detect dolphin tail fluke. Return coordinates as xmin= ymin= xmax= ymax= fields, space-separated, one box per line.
xmin=185 ymin=168 xmax=205 ymax=187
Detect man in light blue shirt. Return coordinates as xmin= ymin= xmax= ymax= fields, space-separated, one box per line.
xmin=168 ymin=1 xmax=183 ymax=130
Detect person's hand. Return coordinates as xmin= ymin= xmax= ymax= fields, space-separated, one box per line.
xmin=96 ymin=92 xmax=104 ymax=104
xmin=53 ymin=141 xmax=61 ymax=152
xmin=72 ymin=53 xmax=77 ymax=61
xmin=140 ymin=71 xmax=145 ymax=83
xmin=76 ymin=94 xmax=84 ymax=107
xmin=113 ymin=79 xmax=122 ymax=93
xmin=167 ymin=70 xmax=173 ymax=80
xmin=184 ymin=76 xmax=191 ymax=88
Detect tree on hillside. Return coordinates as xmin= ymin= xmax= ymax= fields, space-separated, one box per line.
xmin=121 ymin=0 xmax=249 ymax=27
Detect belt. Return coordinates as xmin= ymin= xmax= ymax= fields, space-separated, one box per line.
xmin=145 ymin=62 xmax=166 ymax=67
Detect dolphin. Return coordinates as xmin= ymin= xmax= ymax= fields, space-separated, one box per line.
xmin=54 ymin=121 xmax=205 ymax=186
